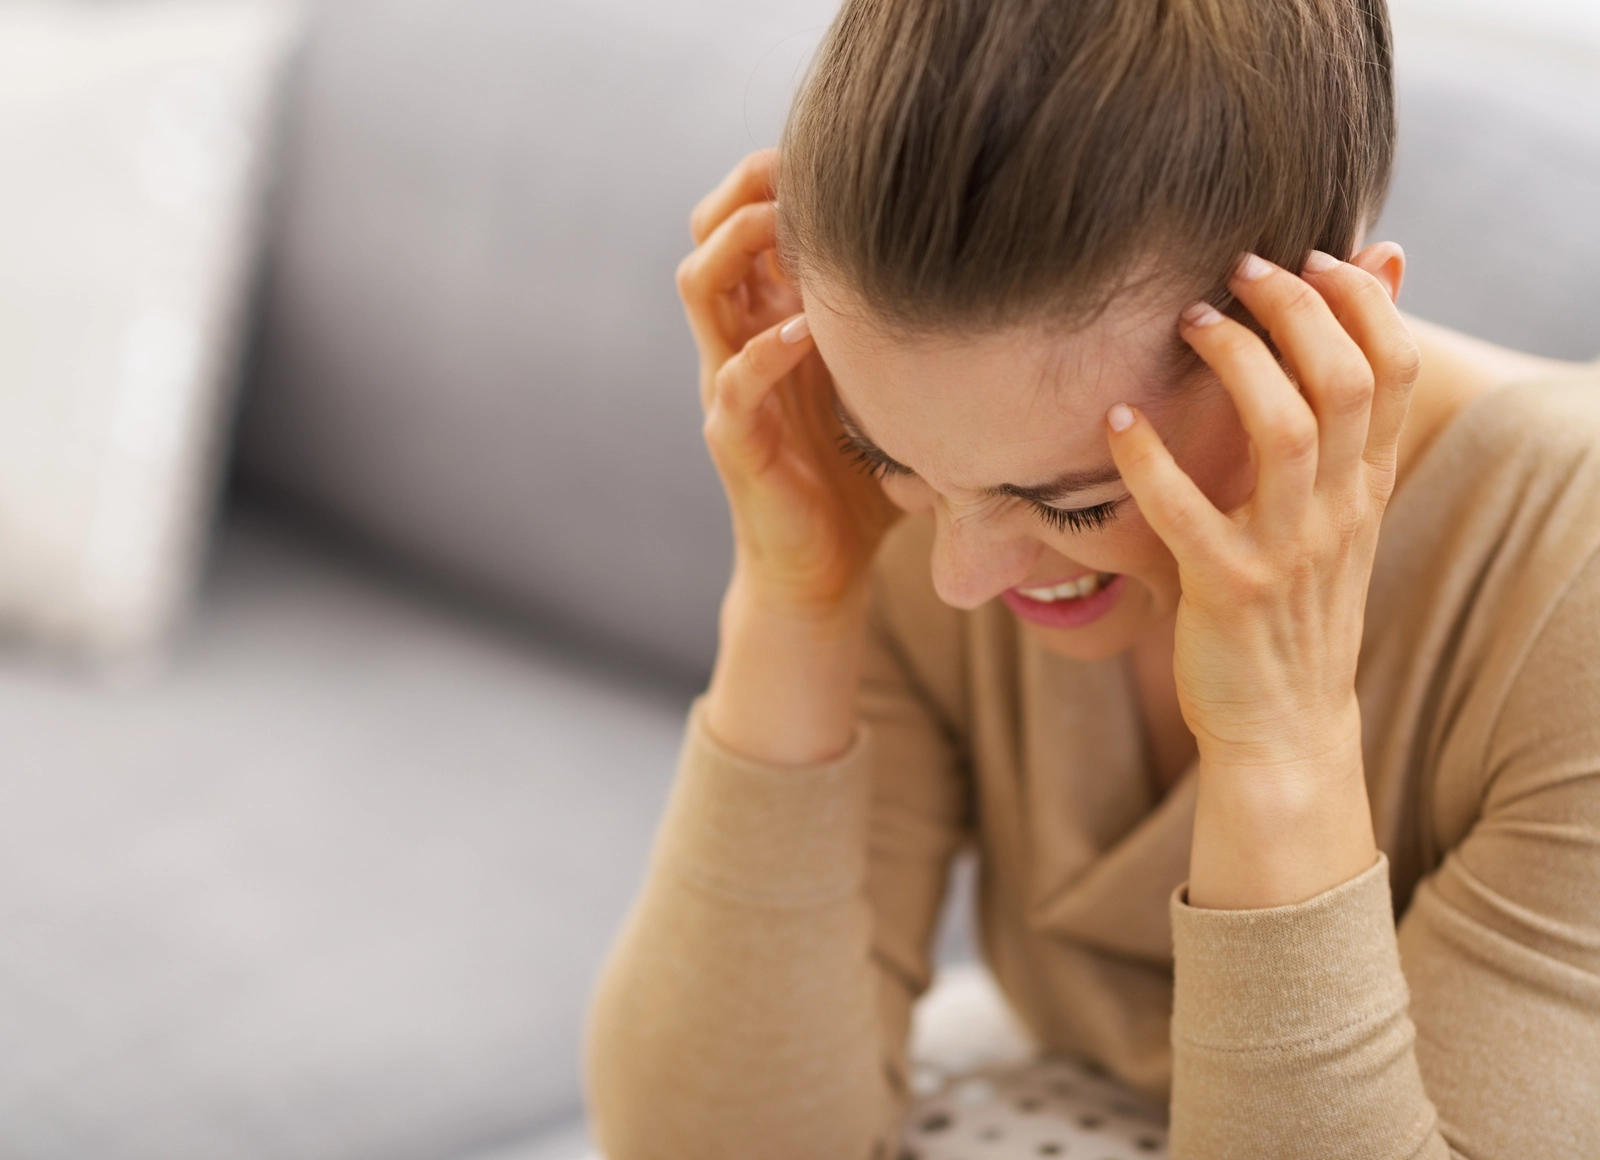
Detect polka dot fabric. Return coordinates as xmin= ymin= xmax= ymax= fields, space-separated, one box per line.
xmin=900 ymin=1054 xmax=1168 ymax=1160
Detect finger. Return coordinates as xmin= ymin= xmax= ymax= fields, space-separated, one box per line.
xmin=707 ymin=313 xmax=814 ymax=431
xmin=1179 ymin=303 xmax=1319 ymax=532
xmin=676 ymin=201 xmax=779 ymax=362
xmin=1228 ymin=254 xmax=1374 ymax=492
xmin=690 ymin=149 xmax=779 ymax=245
xmin=1105 ymin=403 xmax=1229 ymax=565
xmin=1298 ymin=249 xmax=1421 ymax=488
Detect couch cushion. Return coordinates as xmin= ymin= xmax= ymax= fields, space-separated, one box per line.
xmin=238 ymin=0 xmax=843 ymax=681
xmin=0 ymin=507 xmax=686 ymax=1160
xmin=1374 ymin=16 xmax=1600 ymax=360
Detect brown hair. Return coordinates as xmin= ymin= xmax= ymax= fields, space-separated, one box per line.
xmin=777 ymin=0 xmax=1395 ymax=334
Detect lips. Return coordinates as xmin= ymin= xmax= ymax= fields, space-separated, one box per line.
xmin=1002 ymin=572 xmax=1128 ymax=630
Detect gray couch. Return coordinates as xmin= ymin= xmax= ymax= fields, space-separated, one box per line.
xmin=1 ymin=3 xmax=1595 ymax=1159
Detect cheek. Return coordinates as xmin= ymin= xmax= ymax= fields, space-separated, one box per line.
xmin=1097 ymin=505 xmax=1178 ymax=577
xmin=1033 ymin=506 xmax=1173 ymax=582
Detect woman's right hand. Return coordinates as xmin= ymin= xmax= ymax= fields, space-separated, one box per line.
xmin=678 ymin=149 xmax=900 ymax=617
xmin=678 ymin=150 xmax=901 ymax=764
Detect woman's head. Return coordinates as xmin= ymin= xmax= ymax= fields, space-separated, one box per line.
xmin=776 ymin=0 xmax=1401 ymax=659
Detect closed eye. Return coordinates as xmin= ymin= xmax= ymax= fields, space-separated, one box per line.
xmin=1031 ymin=498 xmax=1122 ymax=534
xmin=838 ymin=434 xmax=913 ymax=480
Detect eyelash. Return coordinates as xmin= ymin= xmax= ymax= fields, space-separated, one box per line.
xmin=1031 ymin=499 xmax=1121 ymax=535
xmin=838 ymin=435 xmax=912 ymax=481
xmin=839 ymin=434 xmax=1120 ymax=534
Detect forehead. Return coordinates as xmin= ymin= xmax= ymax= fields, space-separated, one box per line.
xmin=804 ymin=281 xmax=1193 ymax=488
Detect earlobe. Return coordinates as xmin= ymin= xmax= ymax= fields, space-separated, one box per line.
xmin=1351 ymin=241 xmax=1406 ymax=304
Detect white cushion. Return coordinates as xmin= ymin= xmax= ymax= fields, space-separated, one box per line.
xmin=0 ymin=0 xmax=298 ymax=657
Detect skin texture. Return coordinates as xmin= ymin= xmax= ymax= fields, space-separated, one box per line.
xmin=678 ymin=148 xmax=1576 ymax=909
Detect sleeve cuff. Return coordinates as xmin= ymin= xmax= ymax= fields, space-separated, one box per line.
xmin=1170 ymin=853 xmax=1408 ymax=1048
xmin=650 ymin=697 xmax=875 ymax=907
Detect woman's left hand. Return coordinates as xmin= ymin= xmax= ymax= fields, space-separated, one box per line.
xmin=1106 ymin=250 xmax=1421 ymax=909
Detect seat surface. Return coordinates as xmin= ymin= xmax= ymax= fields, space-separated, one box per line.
xmin=0 ymin=508 xmax=689 ymax=1160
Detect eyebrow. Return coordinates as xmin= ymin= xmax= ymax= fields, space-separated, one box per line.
xmin=832 ymin=401 xmax=1125 ymax=505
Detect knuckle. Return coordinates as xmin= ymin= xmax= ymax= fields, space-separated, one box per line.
xmin=1366 ymin=461 xmax=1399 ymax=507
xmin=1324 ymin=359 xmax=1375 ymax=413
xmin=1329 ymin=491 xmax=1370 ymax=536
xmin=1266 ymin=411 xmax=1318 ymax=461
xmin=1125 ymin=439 xmax=1166 ymax=477
xmin=701 ymin=410 xmax=734 ymax=464
xmin=1387 ymin=337 xmax=1422 ymax=384
xmin=1278 ymin=277 xmax=1322 ymax=315
xmin=674 ymin=252 xmax=700 ymax=296
xmin=1214 ymin=552 xmax=1267 ymax=597
xmin=730 ymin=199 xmax=776 ymax=237
xmin=1333 ymin=260 xmax=1384 ymax=301
xmin=744 ymin=146 xmax=779 ymax=179
xmin=1213 ymin=328 xmax=1262 ymax=362
xmin=1158 ymin=494 xmax=1200 ymax=539
xmin=1348 ymin=268 xmax=1408 ymax=328
xmin=1240 ymin=558 xmax=1277 ymax=601
xmin=740 ymin=334 xmax=775 ymax=379
xmin=713 ymin=360 xmax=745 ymax=409
xmin=1349 ymin=263 xmax=1392 ymax=302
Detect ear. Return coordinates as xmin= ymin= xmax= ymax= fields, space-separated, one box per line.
xmin=1350 ymin=241 xmax=1406 ymax=305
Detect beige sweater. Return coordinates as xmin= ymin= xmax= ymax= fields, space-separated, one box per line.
xmin=586 ymin=373 xmax=1600 ymax=1159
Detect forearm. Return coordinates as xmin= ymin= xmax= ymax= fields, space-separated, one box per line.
xmin=585 ymin=697 xmax=900 ymax=1160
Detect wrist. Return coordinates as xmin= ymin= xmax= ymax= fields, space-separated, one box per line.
xmin=1188 ymin=702 xmax=1376 ymax=909
xmin=1190 ymin=690 xmax=1364 ymax=773
xmin=703 ymin=571 xmax=872 ymax=767
xmin=720 ymin=566 xmax=872 ymax=640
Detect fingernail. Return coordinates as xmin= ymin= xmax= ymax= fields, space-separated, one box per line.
xmin=1303 ymin=249 xmax=1341 ymax=273
xmin=1235 ymin=253 xmax=1272 ymax=281
xmin=1107 ymin=403 xmax=1135 ymax=432
xmin=780 ymin=314 xmax=810 ymax=344
xmin=1180 ymin=301 xmax=1224 ymax=328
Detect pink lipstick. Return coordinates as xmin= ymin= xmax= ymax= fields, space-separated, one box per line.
xmin=1001 ymin=573 xmax=1127 ymax=630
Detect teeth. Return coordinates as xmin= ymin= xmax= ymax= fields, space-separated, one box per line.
xmin=1017 ymin=573 xmax=1113 ymax=602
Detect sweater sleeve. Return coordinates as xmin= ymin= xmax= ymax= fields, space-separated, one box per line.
xmin=1169 ymin=550 xmax=1600 ymax=1159
xmin=584 ymin=593 xmax=971 ymax=1160
xmin=1169 ymin=854 xmax=1450 ymax=1158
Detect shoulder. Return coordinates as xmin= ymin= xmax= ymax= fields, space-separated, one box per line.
xmin=1452 ymin=369 xmax=1600 ymax=464
xmin=1489 ymin=546 xmax=1600 ymax=789
xmin=1431 ymin=371 xmax=1600 ymax=511
xmin=1392 ymin=372 xmax=1600 ymax=843
xmin=1448 ymin=372 xmax=1600 ymax=588
xmin=1380 ymin=371 xmax=1600 ymax=595
xmin=1481 ymin=378 xmax=1600 ymax=746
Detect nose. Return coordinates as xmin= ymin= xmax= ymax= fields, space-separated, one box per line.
xmin=928 ymin=506 xmax=1042 ymax=610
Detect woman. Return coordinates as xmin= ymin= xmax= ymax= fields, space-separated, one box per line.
xmin=587 ymin=0 xmax=1600 ymax=1155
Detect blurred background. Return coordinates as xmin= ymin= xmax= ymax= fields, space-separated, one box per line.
xmin=0 ymin=1 xmax=1595 ymax=1158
